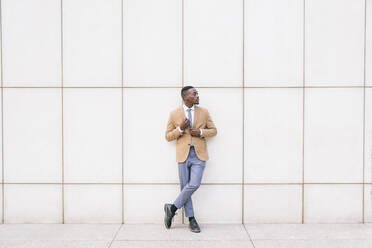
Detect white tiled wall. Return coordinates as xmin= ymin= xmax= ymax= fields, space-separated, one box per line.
xmin=0 ymin=0 xmax=370 ymax=224
xmin=244 ymin=0 xmax=303 ymax=86
xmin=63 ymin=88 xmax=122 ymax=183
xmin=123 ymin=88 xmax=180 ymax=183
xmin=184 ymin=0 xmax=243 ymax=86
xmin=365 ymin=89 xmax=372 ymax=183
xmin=244 ymin=185 xmax=302 ymax=223
xmin=2 ymin=0 xmax=62 ymax=86
xmin=191 ymin=185 xmax=242 ymax=223
xmin=3 ymin=89 xmax=62 ymax=183
xmin=64 ymin=184 xmax=122 ymax=223
xmin=304 ymin=0 xmax=365 ymax=86
xmin=244 ymin=88 xmax=303 ymax=183
xmin=123 ymin=184 xmax=183 ymax=224
xmin=123 ymin=0 xmax=182 ymax=86
xmin=62 ymin=0 xmax=122 ymax=86
xmin=304 ymin=184 xmax=363 ymax=223
xmin=304 ymin=88 xmax=364 ymax=183
xmin=364 ymin=184 xmax=372 ymax=222
xmin=367 ymin=0 xmax=372 ymax=86
xmin=4 ymin=184 xmax=62 ymax=223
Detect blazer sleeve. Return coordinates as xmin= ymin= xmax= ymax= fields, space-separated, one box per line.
xmin=165 ymin=112 xmax=183 ymax=142
xmin=200 ymin=110 xmax=217 ymax=138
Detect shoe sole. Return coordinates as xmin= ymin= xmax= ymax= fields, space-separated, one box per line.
xmin=189 ymin=226 xmax=201 ymax=233
xmin=164 ymin=204 xmax=170 ymax=229
xmin=189 ymin=224 xmax=201 ymax=233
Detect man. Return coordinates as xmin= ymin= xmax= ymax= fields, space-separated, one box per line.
xmin=164 ymin=86 xmax=217 ymax=233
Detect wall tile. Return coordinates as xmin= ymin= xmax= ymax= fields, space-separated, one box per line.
xmin=244 ymin=0 xmax=303 ymax=86
xmin=184 ymin=0 xmax=243 ymax=86
xmin=2 ymin=0 xmax=61 ymax=86
xmin=196 ymin=88 xmax=242 ymax=183
xmin=304 ymin=184 xmax=363 ymax=223
xmin=123 ymin=88 xmax=180 ymax=183
xmin=0 ymin=92 xmax=2 ymax=184
xmin=3 ymin=89 xmax=62 ymax=183
xmin=64 ymin=184 xmax=122 ymax=223
xmin=364 ymin=184 xmax=372 ymax=222
xmin=63 ymin=0 xmax=122 ymax=86
xmin=244 ymin=88 xmax=303 ymax=183
xmin=304 ymin=88 xmax=363 ymax=183
xmin=64 ymin=89 xmax=122 ymax=183
xmin=305 ymin=0 xmax=365 ymax=86
xmin=244 ymin=185 xmax=302 ymax=223
xmin=367 ymin=0 xmax=372 ymax=86
xmin=123 ymin=0 xmax=182 ymax=86
xmin=4 ymin=184 xmax=62 ymax=223
xmin=186 ymin=185 xmax=241 ymax=223
xmin=0 ymin=185 xmax=2 ymax=223
xmin=365 ymin=89 xmax=372 ymax=182
xmin=123 ymin=184 xmax=182 ymax=223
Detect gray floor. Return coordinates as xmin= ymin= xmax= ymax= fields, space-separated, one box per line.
xmin=0 ymin=223 xmax=372 ymax=247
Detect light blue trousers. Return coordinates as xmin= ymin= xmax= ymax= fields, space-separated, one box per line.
xmin=173 ymin=146 xmax=206 ymax=218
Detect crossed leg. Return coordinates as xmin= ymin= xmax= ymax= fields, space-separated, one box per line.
xmin=173 ymin=150 xmax=206 ymax=218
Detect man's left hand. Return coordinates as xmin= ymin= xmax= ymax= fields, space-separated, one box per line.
xmin=190 ymin=128 xmax=201 ymax=137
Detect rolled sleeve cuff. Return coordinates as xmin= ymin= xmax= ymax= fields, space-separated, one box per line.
xmin=177 ymin=126 xmax=184 ymax=133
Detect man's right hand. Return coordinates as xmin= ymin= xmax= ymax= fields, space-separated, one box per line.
xmin=179 ymin=118 xmax=190 ymax=131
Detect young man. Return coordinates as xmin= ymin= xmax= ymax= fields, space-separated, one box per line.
xmin=164 ymin=86 xmax=217 ymax=233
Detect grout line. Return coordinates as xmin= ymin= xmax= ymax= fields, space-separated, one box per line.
xmin=0 ymin=182 xmax=369 ymax=185
xmin=181 ymin=0 xmax=184 ymax=89
xmin=301 ymin=0 xmax=306 ymax=224
xmin=60 ymin=0 xmax=65 ymax=224
xmin=121 ymin=0 xmax=124 ymax=225
xmin=0 ymin=85 xmax=368 ymax=89
xmin=0 ymin=0 xmax=3 ymax=225
xmin=243 ymin=224 xmax=256 ymax=248
xmin=242 ymin=0 xmax=245 ymax=224
xmin=108 ymin=224 xmax=123 ymax=248
xmin=362 ymin=0 xmax=367 ymax=224
xmin=181 ymin=0 xmax=185 ymax=224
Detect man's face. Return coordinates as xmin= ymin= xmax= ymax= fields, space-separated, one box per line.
xmin=185 ymin=88 xmax=199 ymax=105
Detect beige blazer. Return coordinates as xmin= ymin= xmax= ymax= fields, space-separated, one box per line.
xmin=165 ymin=105 xmax=217 ymax=163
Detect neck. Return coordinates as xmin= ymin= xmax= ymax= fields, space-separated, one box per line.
xmin=184 ymin=102 xmax=193 ymax=108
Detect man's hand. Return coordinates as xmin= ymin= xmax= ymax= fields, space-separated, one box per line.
xmin=190 ymin=128 xmax=201 ymax=137
xmin=179 ymin=118 xmax=190 ymax=131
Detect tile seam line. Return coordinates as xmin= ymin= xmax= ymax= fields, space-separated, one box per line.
xmin=302 ymin=0 xmax=306 ymax=224
xmin=181 ymin=0 xmax=185 ymax=224
xmin=362 ymin=0 xmax=367 ymax=224
xmin=0 ymin=0 xmax=4 ymax=225
xmin=0 ymin=86 xmax=369 ymax=88
xmin=0 ymin=182 xmax=369 ymax=185
xmin=242 ymin=0 xmax=245 ymax=224
xmin=243 ymin=223 xmax=256 ymax=248
xmin=60 ymin=0 xmax=65 ymax=224
xmin=121 ymin=0 xmax=124 ymax=224
xmin=107 ymin=224 xmax=123 ymax=248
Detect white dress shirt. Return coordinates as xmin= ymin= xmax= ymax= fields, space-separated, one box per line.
xmin=177 ymin=104 xmax=202 ymax=136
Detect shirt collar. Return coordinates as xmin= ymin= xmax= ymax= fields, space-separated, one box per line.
xmin=183 ymin=103 xmax=194 ymax=111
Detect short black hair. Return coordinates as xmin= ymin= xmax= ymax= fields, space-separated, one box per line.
xmin=181 ymin=86 xmax=194 ymax=99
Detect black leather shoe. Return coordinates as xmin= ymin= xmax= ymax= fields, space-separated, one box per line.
xmin=189 ymin=218 xmax=201 ymax=233
xmin=164 ymin=203 xmax=177 ymax=229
